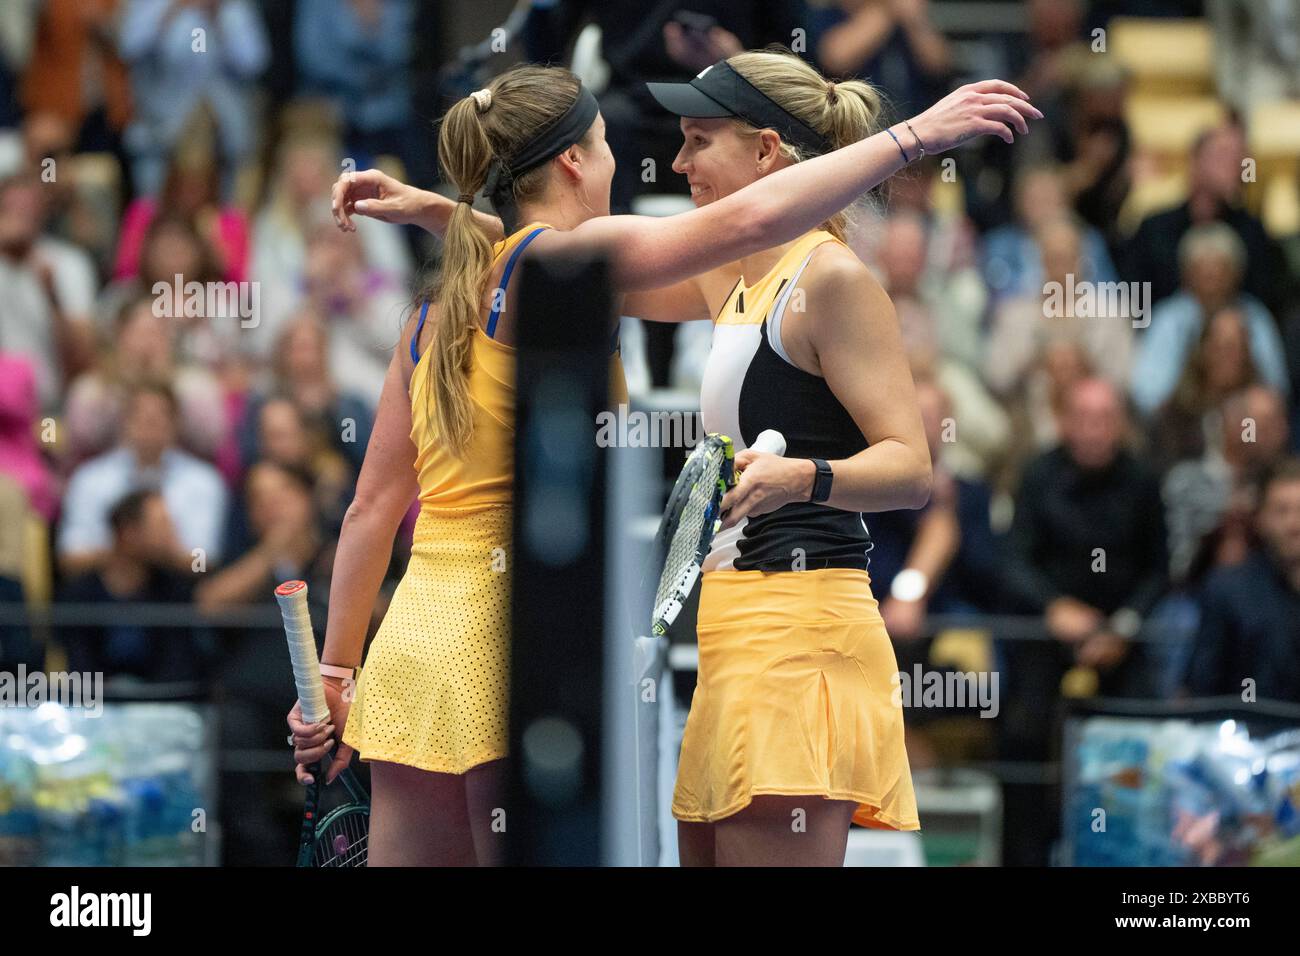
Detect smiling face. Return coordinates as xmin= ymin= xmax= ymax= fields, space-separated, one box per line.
xmin=673 ymin=117 xmax=776 ymax=207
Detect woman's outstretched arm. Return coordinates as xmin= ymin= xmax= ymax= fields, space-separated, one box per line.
xmin=333 ymin=80 xmax=1039 ymax=294
xmin=545 ymin=80 xmax=1038 ymax=290
xmin=330 ymin=175 xmax=717 ymax=324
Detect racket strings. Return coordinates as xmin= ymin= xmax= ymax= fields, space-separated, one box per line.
xmin=315 ymin=809 xmax=370 ymax=867
xmin=654 ymin=443 xmax=727 ymax=613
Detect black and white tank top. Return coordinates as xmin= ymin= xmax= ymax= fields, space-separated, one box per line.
xmin=700 ymin=230 xmax=873 ymax=573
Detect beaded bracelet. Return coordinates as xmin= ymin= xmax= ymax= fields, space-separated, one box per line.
xmin=884 ymin=127 xmax=911 ymax=164
xmin=903 ymin=120 xmax=927 ymax=160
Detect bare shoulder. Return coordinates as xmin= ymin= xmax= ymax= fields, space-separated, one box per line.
xmin=802 ymin=242 xmax=881 ymax=290
xmin=801 ymin=242 xmax=893 ymax=325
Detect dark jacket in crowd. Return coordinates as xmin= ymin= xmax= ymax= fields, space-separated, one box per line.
xmin=57 ymin=569 xmax=202 ymax=682
xmin=1184 ymin=548 xmax=1300 ymax=703
xmin=1003 ymin=446 xmax=1169 ymax=617
xmin=1122 ymin=199 xmax=1291 ymax=317
xmin=524 ymin=0 xmax=807 ymax=101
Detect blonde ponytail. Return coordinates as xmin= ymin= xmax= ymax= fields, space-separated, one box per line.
xmin=727 ymin=50 xmax=884 ymax=241
xmin=430 ymin=95 xmax=496 ymax=459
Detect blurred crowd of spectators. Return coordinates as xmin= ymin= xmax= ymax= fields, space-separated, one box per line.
xmin=1 ymin=0 xmax=1300 ymax=861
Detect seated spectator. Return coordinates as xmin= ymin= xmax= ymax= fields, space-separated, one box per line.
xmin=876 ymin=210 xmax=987 ymax=372
xmin=869 ymin=213 xmax=1008 ymax=481
xmin=1164 ymin=385 xmax=1291 ymax=583
xmin=293 ymin=0 xmax=415 ymax=170
xmin=872 ymin=377 xmax=1001 ymax=643
xmin=249 ymin=133 xmax=412 ymax=356
xmin=287 ymin=205 xmax=409 ymax=407
xmin=905 ymin=341 xmax=1010 ymax=484
xmin=57 ymin=488 xmax=203 ymax=683
xmin=523 ymin=0 xmax=802 ymax=215
xmin=961 ymin=0 xmax=1097 ymax=234
xmin=0 ymin=169 xmax=97 ymax=411
xmin=985 ymin=215 xmax=1132 ymax=468
xmin=98 ymin=213 xmax=250 ymax=374
xmin=0 ymin=353 xmax=56 ymax=521
xmin=863 ymin=156 xmax=982 ymax=297
xmin=1149 ymin=306 xmax=1259 ymax=472
xmin=258 ymin=397 xmax=353 ymax=517
xmin=221 ymin=396 xmax=355 ymax=560
xmin=1183 ymin=458 xmax=1300 ymax=703
xmin=1001 ymin=378 xmax=1168 ymax=702
xmin=0 ymin=473 xmax=38 ymax=670
xmin=64 ymin=296 xmax=227 ymax=464
xmin=118 ymin=0 xmax=269 ymax=199
xmin=242 ymin=310 xmax=373 ymax=474
xmin=814 ymin=0 xmax=953 ymax=118
xmin=993 ymin=376 xmax=1165 ymax=868
xmin=113 ymin=144 xmax=250 ymax=283
xmin=1054 ymin=57 xmax=1132 ymax=259
xmin=0 ymin=1 xmax=37 ymax=129
xmin=196 ymin=460 xmax=333 ymax=611
xmin=1130 ymin=223 xmax=1289 ymax=418
xmin=58 ymin=382 xmax=228 ymax=577
xmin=19 ymin=0 xmax=129 ymax=156
xmin=1014 ymin=0 xmax=1091 ymax=104
xmin=20 ymin=110 xmax=122 ymax=268
xmin=981 ymin=163 xmax=1118 ymax=304
xmin=1210 ymin=0 xmax=1300 ymax=111
xmin=1124 ymin=122 xmax=1290 ymax=316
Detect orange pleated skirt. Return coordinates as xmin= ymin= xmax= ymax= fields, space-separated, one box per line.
xmin=672 ymin=568 xmax=920 ymax=830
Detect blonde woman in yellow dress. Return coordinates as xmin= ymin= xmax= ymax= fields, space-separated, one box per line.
xmin=295 ymin=63 xmax=1039 ymax=865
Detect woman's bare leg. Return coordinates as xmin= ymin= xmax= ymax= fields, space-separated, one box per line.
xmin=367 ymin=760 xmax=476 ymax=866
xmin=677 ymin=820 xmax=716 ymax=867
xmin=713 ymin=796 xmax=857 ymax=866
xmin=464 ymin=758 xmax=507 ymax=867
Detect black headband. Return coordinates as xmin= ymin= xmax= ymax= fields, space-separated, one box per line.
xmin=481 ymin=84 xmax=601 ymax=234
xmin=646 ymin=60 xmax=832 ymax=158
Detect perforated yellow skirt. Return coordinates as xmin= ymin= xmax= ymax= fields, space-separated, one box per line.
xmin=343 ymin=505 xmax=511 ymax=775
xmin=672 ymin=568 xmax=920 ymax=830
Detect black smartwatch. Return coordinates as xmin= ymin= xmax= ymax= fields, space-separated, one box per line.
xmin=808 ymin=458 xmax=833 ymax=503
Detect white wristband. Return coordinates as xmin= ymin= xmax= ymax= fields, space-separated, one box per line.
xmin=890 ymin=568 xmax=929 ymax=603
xmin=320 ymin=663 xmax=358 ymax=681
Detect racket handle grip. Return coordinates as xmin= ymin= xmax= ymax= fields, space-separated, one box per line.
xmin=750 ymin=429 xmax=786 ymax=456
xmin=276 ymin=580 xmax=329 ymax=725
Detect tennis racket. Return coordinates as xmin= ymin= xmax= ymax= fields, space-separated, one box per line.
xmin=276 ymin=580 xmax=371 ymax=868
xmin=648 ymin=429 xmax=786 ymax=636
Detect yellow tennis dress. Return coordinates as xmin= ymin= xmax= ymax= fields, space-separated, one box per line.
xmin=343 ymin=223 xmax=628 ymax=774
xmin=671 ymin=230 xmax=920 ymax=830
